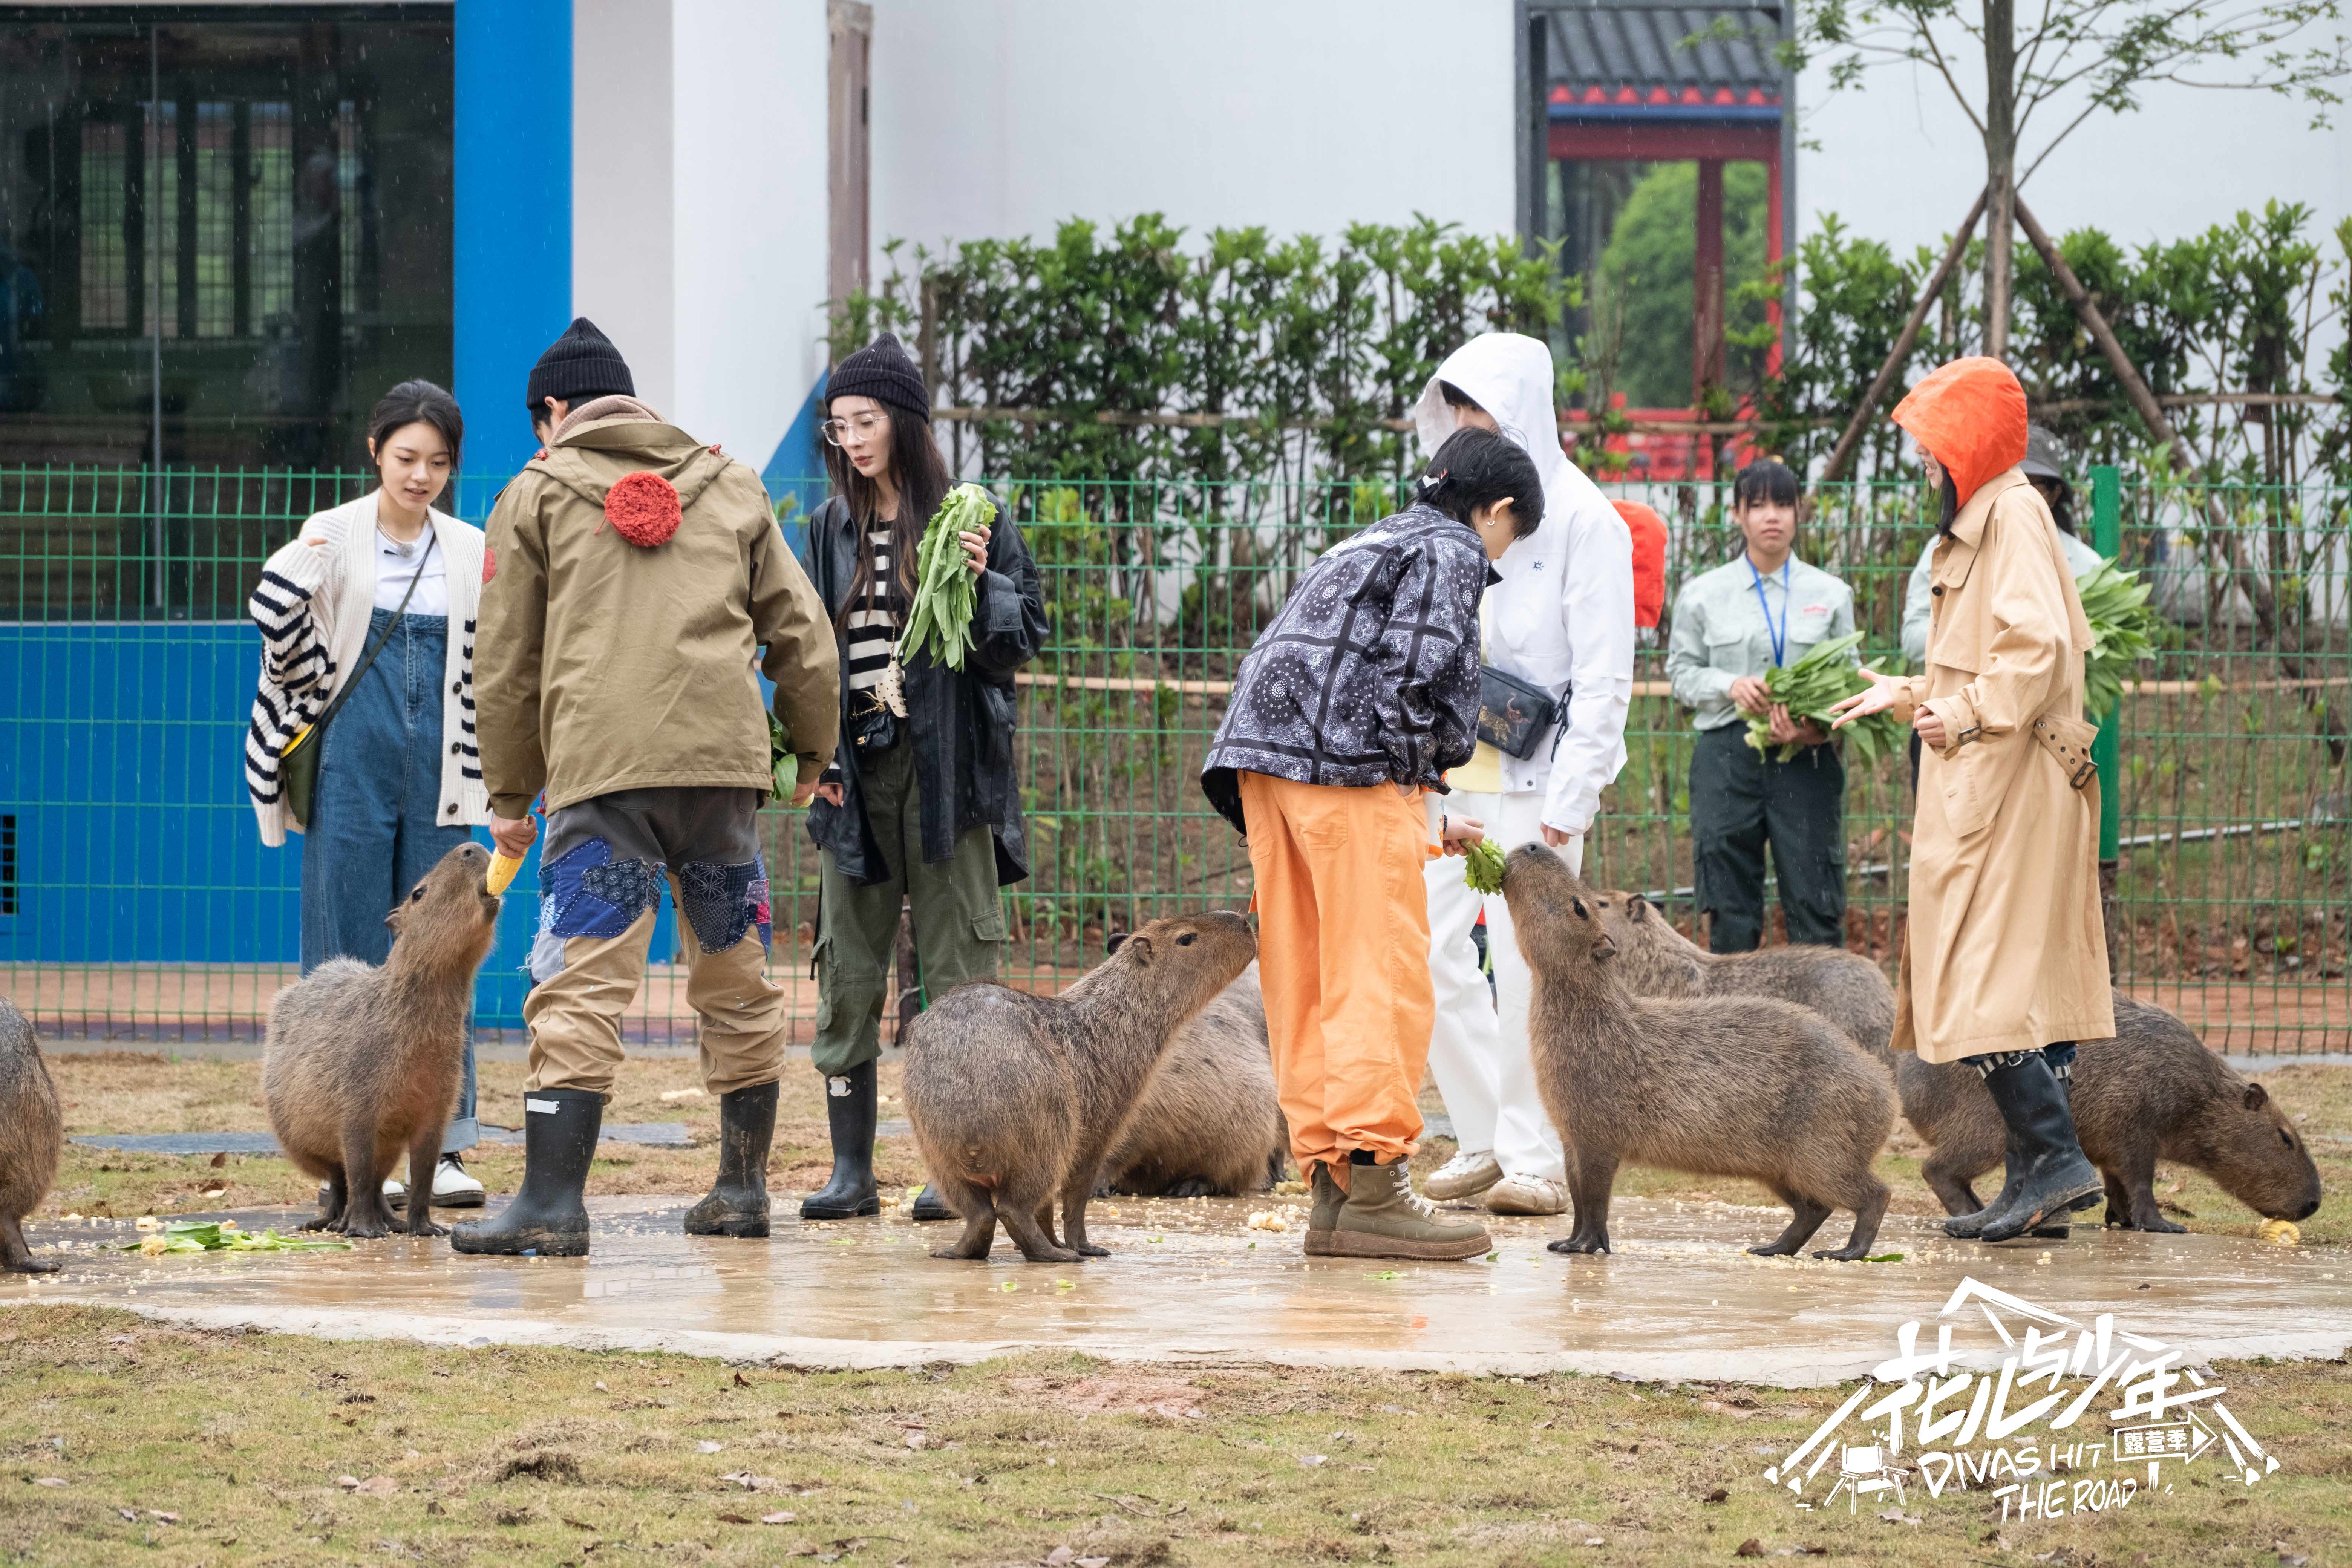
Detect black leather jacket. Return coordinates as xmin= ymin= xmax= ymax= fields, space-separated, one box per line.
xmin=799 ymin=493 xmax=1048 ymax=885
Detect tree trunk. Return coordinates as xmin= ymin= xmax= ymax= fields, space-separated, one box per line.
xmin=1981 ymin=0 xmax=2018 ymax=360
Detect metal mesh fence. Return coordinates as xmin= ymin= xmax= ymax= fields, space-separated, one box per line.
xmin=1 ymin=465 xmax=2344 ymax=1050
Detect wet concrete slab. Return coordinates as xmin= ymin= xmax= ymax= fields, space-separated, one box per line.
xmin=5 ymin=1195 xmax=2343 ymax=1387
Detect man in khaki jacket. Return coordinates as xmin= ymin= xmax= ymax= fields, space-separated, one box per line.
xmin=453 ymin=318 xmax=839 ymax=1259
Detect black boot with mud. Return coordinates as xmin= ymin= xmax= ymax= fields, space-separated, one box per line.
xmin=1972 ymin=1055 xmax=2104 ymax=1244
xmin=909 ymin=1185 xmax=952 ymax=1221
xmin=686 ymin=1081 xmax=776 ymax=1237
xmin=800 ymin=1061 xmax=880 ymax=1220
xmin=450 ymin=1089 xmax=602 ymax=1257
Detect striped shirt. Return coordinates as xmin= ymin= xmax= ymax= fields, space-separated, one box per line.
xmin=845 ymin=524 xmax=898 ymax=694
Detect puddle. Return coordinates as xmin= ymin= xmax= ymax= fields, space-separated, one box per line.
xmin=5 ymin=1195 xmax=2344 ymax=1386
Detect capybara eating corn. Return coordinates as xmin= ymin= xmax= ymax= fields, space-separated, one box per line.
xmin=1099 ymin=958 xmax=1285 ymax=1198
xmin=0 ymin=998 xmax=63 ymax=1274
xmin=1504 ymin=847 xmax=1894 ymax=1259
xmin=903 ymin=910 xmax=1256 ymax=1262
xmin=263 ymin=841 xmax=501 ymax=1239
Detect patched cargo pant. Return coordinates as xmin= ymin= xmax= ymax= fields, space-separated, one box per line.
xmin=812 ymin=740 xmax=1004 ymax=1079
xmin=522 ymin=786 xmax=785 ymax=1099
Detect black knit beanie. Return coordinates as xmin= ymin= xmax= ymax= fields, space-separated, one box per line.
xmin=525 ymin=317 xmax=634 ymax=413
xmin=826 ymin=333 xmax=930 ymax=422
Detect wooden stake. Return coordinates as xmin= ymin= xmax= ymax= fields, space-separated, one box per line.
xmin=1820 ymin=187 xmax=1988 ymax=484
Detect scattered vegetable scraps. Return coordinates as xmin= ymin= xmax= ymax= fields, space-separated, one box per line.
xmin=120 ymin=1220 xmax=349 ymax=1255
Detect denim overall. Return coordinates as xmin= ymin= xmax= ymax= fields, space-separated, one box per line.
xmin=299 ymin=606 xmax=478 ymax=1152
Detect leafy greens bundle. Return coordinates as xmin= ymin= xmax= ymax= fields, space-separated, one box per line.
xmin=899 ymin=484 xmax=998 ymax=673
xmin=1743 ymin=631 xmax=1904 ymax=765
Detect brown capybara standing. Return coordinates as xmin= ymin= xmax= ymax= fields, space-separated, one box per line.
xmin=264 ymin=842 xmax=501 ymax=1239
xmin=1591 ymin=899 xmax=2325 ymax=1233
xmin=1502 ymin=847 xmax=1895 ymax=1259
xmin=1587 ymin=890 xmax=1896 ymax=1055
xmin=903 ymin=910 xmax=1256 ymax=1263
xmin=0 ymin=998 xmax=63 ymax=1275
xmin=1100 ymin=960 xmax=1286 ymax=1198
xmin=1900 ymin=997 xmax=2322 ymax=1232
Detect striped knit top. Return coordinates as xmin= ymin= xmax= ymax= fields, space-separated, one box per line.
xmin=845 ymin=523 xmax=899 ymax=695
xmin=243 ymin=494 xmax=490 ymax=846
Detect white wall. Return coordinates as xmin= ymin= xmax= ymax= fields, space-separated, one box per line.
xmin=1796 ymin=46 xmax=2351 ymax=265
xmin=572 ymin=0 xmax=830 ymax=468
xmin=671 ymin=0 xmax=830 ymax=462
xmin=867 ymin=0 xmax=1518 ymax=263
xmin=574 ymin=0 xmax=676 ymax=415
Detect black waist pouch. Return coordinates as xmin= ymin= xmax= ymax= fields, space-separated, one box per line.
xmin=1475 ymin=665 xmax=1563 ymax=760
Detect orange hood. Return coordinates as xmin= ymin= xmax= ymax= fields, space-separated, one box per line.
xmin=1890 ymin=356 xmax=2028 ymax=508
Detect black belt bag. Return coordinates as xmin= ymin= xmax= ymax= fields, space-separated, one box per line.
xmin=1475 ymin=665 xmax=1563 ymax=760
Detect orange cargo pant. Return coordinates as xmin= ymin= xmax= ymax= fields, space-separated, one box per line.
xmin=1237 ymin=772 xmax=1435 ymax=1184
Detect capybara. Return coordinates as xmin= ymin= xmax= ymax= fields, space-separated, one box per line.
xmin=1099 ymin=958 xmax=1285 ymax=1198
xmin=903 ymin=910 xmax=1256 ymax=1263
xmin=1900 ymin=996 xmax=2323 ymax=1232
xmin=263 ymin=842 xmax=501 ymax=1239
xmin=0 ymin=998 xmax=62 ymax=1274
xmin=1503 ymin=847 xmax=1895 ymax=1259
xmin=1588 ymin=890 xmax=1896 ymax=1054
xmin=1589 ymin=897 xmax=2324 ymax=1233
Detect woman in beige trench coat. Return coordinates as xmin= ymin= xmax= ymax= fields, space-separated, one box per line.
xmin=1833 ymin=356 xmax=2112 ymax=1245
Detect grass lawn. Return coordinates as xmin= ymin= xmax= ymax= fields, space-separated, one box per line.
xmin=3 ymin=1302 xmax=2348 ymax=1568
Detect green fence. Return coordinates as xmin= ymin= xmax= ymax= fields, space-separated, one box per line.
xmin=0 ymin=465 xmax=2345 ymax=1051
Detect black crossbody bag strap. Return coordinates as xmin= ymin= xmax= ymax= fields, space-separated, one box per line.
xmin=308 ymin=531 xmax=432 ymax=737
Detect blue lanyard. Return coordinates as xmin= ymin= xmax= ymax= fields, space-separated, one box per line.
xmin=1747 ymin=556 xmax=1790 ymax=667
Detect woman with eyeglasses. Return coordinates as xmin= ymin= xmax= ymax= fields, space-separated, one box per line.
xmin=798 ymin=334 xmax=1048 ymax=1222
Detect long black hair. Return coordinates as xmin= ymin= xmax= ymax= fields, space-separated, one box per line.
xmin=1416 ymin=427 xmax=1544 ymax=538
xmin=823 ymin=402 xmax=952 ymax=629
xmin=368 ymin=379 xmax=463 ymax=471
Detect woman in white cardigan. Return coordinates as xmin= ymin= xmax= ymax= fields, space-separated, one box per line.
xmin=245 ymin=380 xmax=495 ymax=1210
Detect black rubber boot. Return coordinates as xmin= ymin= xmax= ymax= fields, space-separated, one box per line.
xmin=1974 ymin=1055 xmax=2104 ymax=1243
xmin=1947 ymin=1058 xmax=2079 ymax=1241
xmin=909 ymin=1184 xmax=952 ymax=1222
xmin=450 ymin=1089 xmax=602 ymax=1257
xmin=799 ymin=1061 xmax=880 ymax=1220
xmin=685 ymin=1081 xmax=777 ymax=1237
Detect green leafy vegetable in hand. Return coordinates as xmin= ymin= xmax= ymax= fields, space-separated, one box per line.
xmin=2075 ymin=559 xmax=2160 ymax=719
xmin=121 ymin=1219 xmax=350 ymax=1254
xmin=768 ymin=711 xmax=793 ymax=805
xmin=899 ymin=483 xmax=997 ymax=673
xmin=1462 ymin=836 xmax=1507 ymax=895
xmin=1742 ymin=631 xmax=1903 ymax=766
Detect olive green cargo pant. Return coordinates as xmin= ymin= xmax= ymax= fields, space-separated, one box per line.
xmin=813 ymin=741 xmax=1005 ymax=1079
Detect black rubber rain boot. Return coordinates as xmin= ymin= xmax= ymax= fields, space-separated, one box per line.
xmin=909 ymin=1184 xmax=952 ymax=1222
xmin=685 ymin=1081 xmax=777 ymax=1237
xmin=1943 ymin=1116 xmax=2026 ymax=1240
xmin=799 ymin=1061 xmax=880 ymax=1220
xmin=1974 ymin=1054 xmax=2104 ymax=1244
xmin=450 ymin=1089 xmax=603 ymax=1257
xmin=2028 ymin=1064 xmax=2077 ymax=1240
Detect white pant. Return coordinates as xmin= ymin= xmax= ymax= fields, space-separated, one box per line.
xmin=1423 ymin=790 xmax=1579 ymax=1183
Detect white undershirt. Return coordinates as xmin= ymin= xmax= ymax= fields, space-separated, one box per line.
xmin=373 ymin=525 xmax=447 ymax=615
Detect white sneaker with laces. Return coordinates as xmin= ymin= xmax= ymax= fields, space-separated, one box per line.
xmin=319 ymin=1176 xmax=406 ymax=1213
xmin=1424 ymin=1148 xmax=1502 ymax=1201
xmin=1484 ymin=1173 xmax=1568 ymax=1216
xmin=430 ymin=1155 xmax=486 ymax=1208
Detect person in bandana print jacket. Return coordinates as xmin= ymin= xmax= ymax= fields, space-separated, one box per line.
xmin=453 ymin=318 xmax=839 ymax=1260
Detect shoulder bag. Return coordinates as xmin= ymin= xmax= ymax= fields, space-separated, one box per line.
xmin=280 ymin=535 xmax=432 ymax=831
xmin=1475 ymin=664 xmax=1562 ymax=761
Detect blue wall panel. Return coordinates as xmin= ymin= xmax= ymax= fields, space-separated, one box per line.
xmin=454 ymin=0 xmax=574 ymax=483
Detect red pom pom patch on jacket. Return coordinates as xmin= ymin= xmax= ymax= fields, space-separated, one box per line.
xmin=604 ymin=471 xmax=682 ymax=547
xmin=482 ymin=545 xmax=498 ymax=583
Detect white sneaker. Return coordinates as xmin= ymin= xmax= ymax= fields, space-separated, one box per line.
xmin=1424 ymin=1148 xmax=1503 ymax=1201
xmin=1484 ymin=1173 xmax=1568 ymax=1216
xmin=429 ymin=1155 xmax=486 ymax=1209
xmin=319 ymin=1176 xmax=406 ymax=1213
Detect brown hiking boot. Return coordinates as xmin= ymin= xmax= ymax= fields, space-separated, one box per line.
xmin=1303 ymin=1161 xmax=1345 ymax=1257
xmin=1326 ymin=1158 xmax=1493 ymax=1261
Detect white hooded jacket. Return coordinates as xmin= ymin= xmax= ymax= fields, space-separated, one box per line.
xmin=1412 ymin=334 xmax=1635 ymax=835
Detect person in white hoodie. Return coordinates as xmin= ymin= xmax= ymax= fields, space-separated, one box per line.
xmin=1410 ymin=334 xmax=1636 ymax=1216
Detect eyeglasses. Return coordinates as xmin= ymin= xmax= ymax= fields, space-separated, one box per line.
xmin=820 ymin=412 xmax=891 ymax=446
